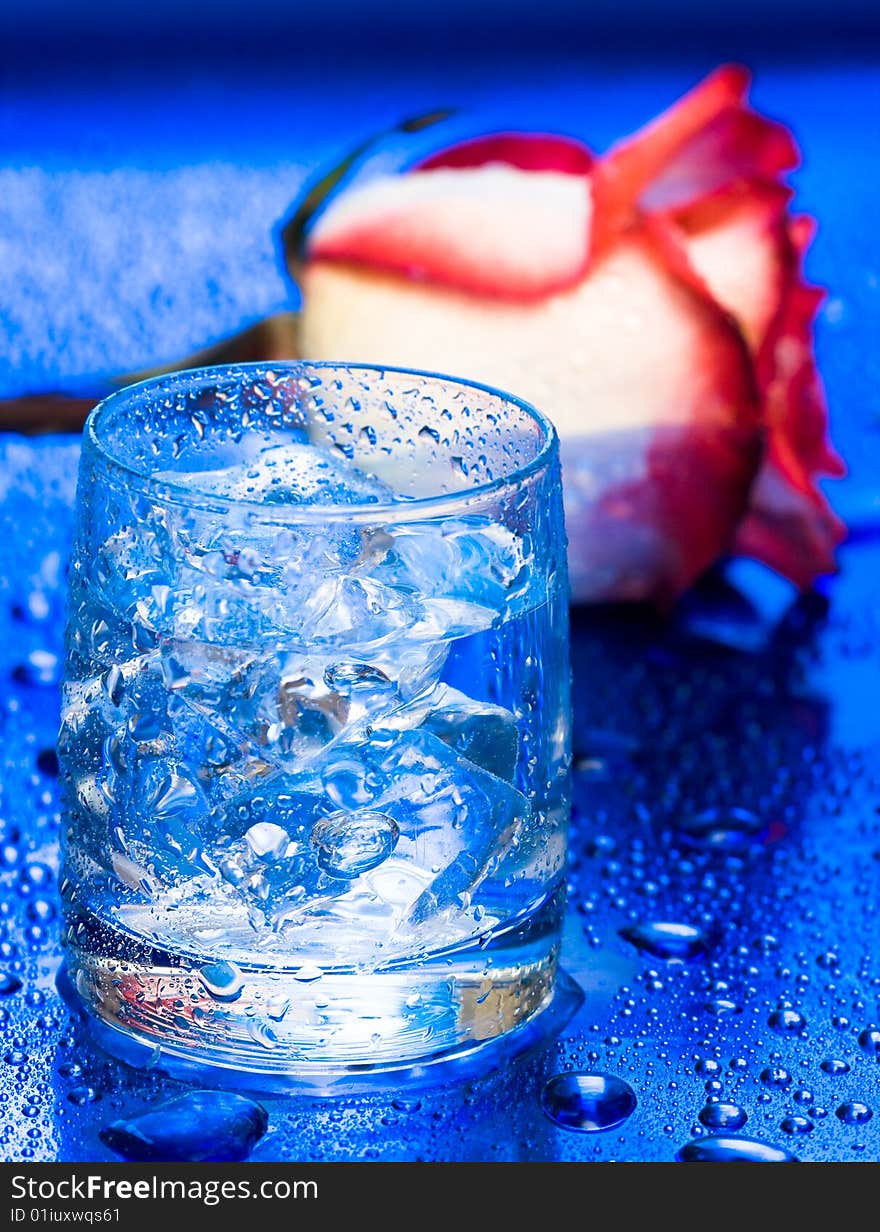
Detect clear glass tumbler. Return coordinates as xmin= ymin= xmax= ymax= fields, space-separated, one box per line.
xmin=59 ymin=362 xmax=572 ymax=1089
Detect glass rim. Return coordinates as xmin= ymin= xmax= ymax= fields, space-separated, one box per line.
xmin=85 ymin=361 xmax=559 ymax=522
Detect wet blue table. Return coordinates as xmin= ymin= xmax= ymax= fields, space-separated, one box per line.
xmin=0 ymin=39 xmax=878 ymax=1162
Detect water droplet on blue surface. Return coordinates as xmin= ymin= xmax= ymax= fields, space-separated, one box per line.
xmin=619 ymin=921 xmax=709 ymax=962
xmin=197 ymin=960 xmax=244 ymax=1001
xmin=836 ymin=1102 xmax=872 ymax=1125
xmin=0 ymin=973 xmax=22 ymax=996
xmin=677 ymin=1135 xmax=797 ymax=1162
xmin=67 ymin=1086 xmax=100 ymax=1105
xmin=761 ymin=1067 xmax=792 ymax=1087
xmin=36 ymin=748 xmax=59 ymax=777
xmin=13 ymin=649 xmax=60 ymax=687
xmin=857 ymin=1027 xmax=880 ymax=1055
xmin=699 ymin=1103 xmax=748 ymax=1130
xmin=705 ymin=998 xmax=742 ymax=1017
xmin=768 ymin=1008 xmax=806 ymax=1033
xmin=675 ymin=807 xmax=767 ymax=853
xmin=311 ymin=809 xmax=399 ymax=878
xmin=100 ymin=1092 xmax=268 ymax=1161
xmin=820 ymin=1058 xmax=850 ymax=1076
xmin=781 ymin=1116 xmax=813 ymax=1134
xmin=541 ymin=1072 xmax=636 ymax=1132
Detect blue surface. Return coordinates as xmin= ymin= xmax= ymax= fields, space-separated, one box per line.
xmin=0 ymin=43 xmax=879 ymax=1162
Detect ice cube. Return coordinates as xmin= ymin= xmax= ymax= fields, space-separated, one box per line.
xmin=160 ymin=441 xmax=394 ymax=507
xmin=375 ymin=683 xmax=518 ymax=782
xmin=309 ymin=725 xmax=530 ymax=928
xmin=373 ymin=516 xmax=533 ymax=616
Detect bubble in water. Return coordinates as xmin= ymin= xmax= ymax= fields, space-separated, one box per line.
xmin=311 ymin=809 xmax=399 ymax=878
xmin=820 ymin=1058 xmax=850 ymax=1076
xmin=698 ymin=1102 xmax=748 ymax=1131
xmin=100 ymin=1092 xmax=268 ymax=1161
xmin=619 ymin=921 xmax=709 ymax=962
xmin=836 ymin=1102 xmax=872 ymax=1125
xmin=198 ymin=960 xmax=245 ymax=1001
xmin=675 ymin=807 xmax=768 ymax=853
xmin=768 ymin=1008 xmax=806 ymax=1033
xmin=541 ymin=1072 xmax=636 ymax=1132
xmin=677 ymin=1135 xmax=797 ymax=1163
xmin=244 ymin=822 xmax=290 ymax=863
xmin=0 ymin=973 xmax=22 ymax=996
xmin=781 ymin=1116 xmax=813 ymax=1134
xmin=857 ymin=1027 xmax=880 ymax=1055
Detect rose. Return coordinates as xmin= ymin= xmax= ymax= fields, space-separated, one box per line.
xmin=290 ymin=66 xmax=844 ymax=605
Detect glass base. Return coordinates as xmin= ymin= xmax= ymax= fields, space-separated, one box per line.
xmin=58 ymin=962 xmax=582 ymax=1096
xmin=59 ymin=892 xmax=582 ymax=1095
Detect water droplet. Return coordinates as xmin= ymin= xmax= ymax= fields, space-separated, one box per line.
xmin=244 ymin=822 xmax=290 ymax=863
xmin=246 ymin=1020 xmax=278 ymax=1050
xmin=541 ymin=1072 xmax=636 ymax=1132
xmin=695 ymin=1058 xmax=721 ymax=1076
xmin=67 ymin=1086 xmax=100 ymax=1105
xmin=293 ymin=963 xmax=323 ymax=983
xmin=768 ymin=1008 xmax=806 ymax=1033
xmin=101 ymin=666 xmax=125 ymax=706
xmin=58 ymin=1061 xmax=84 ymax=1079
xmin=311 ymin=810 xmax=399 ymax=878
xmin=677 ymin=1135 xmax=797 ymax=1162
xmin=705 ymin=998 xmax=742 ymax=1017
xmin=36 ymin=748 xmax=59 ymax=777
xmin=197 ymin=960 xmax=245 ymax=1001
xmin=698 ymin=1102 xmax=747 ymax=1130
xmin=820 ymin=1058 xmax=850 ymax=1076
xmin=619 ymin=921 xmax=709 ymax=962
xmin=391 ymin=1097 xmax=422 ymax=1113
xmin=836 ymin=1101 xmax=872 ymax=1125
xmin=781 ymin=1116 xmax=813 ymax=1134
xmin=100 ymin=1092 xmax=268 ymax=1162
xmin=675 ymin=807 xmax=767 ymax=853
xmin=857 ymin=1027 xmax=880 ymax=1055
xmin=13 ymin=648 xmax=60 ymax=687
xmin=761 ymin=1067 xmax=792 ymax=1087
xmin=0 ymin=973 xmax=22 ymax=996
xmin=265 ymin=995 xmax=290 ymax=1022
xmin=816 ymin=950 xmax=840 ymax=969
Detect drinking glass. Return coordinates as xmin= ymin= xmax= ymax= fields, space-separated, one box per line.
xmin=59 ymin=362 xmax=572 ymax=1089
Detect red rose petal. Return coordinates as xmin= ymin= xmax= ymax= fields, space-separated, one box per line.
xmin=559 ymin=225 xmax=762 ymax=604
xmin=674 ymin=182 xmax=792 ymax=354
xmin=416 ymin=131 xmax=594 ymax=175
xmin=672 ymin=184 xmax=844 ymax=585
xmin=590 ymin=64 xmax=798 ymax=256
xmin=308 ymin=163 xmax=591 ymax=301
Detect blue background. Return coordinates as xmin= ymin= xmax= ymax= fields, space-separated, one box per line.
xmin=0 ymin=0 xmax=878 ymax=1163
